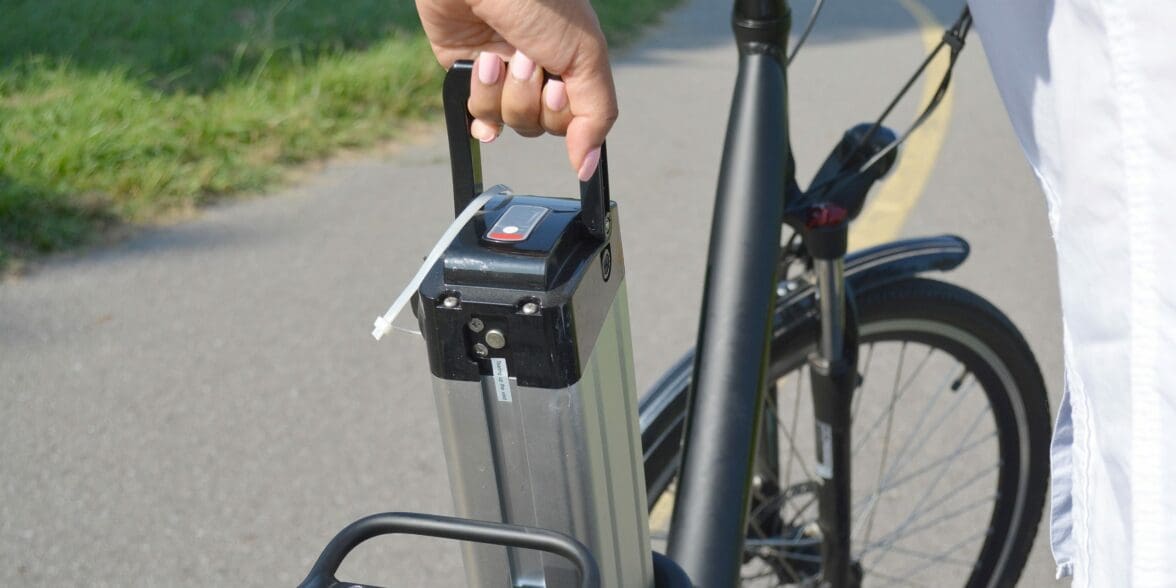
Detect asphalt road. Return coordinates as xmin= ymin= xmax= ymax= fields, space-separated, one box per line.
xmin=1 ymin=0 xmax=1063 ymax=585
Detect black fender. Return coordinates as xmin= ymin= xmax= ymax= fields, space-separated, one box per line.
xmin=639 ymin=234 xmax=971 ymax=505
xmin=774 ymin=234 xmax=969 ymax=336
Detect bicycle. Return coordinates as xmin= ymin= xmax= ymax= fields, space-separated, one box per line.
xmin=301 ymin=1 xmax=1051 ymax=586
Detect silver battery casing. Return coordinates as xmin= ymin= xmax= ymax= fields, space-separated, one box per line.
xmin=417 ymin=195 xmax=651 ymax=587
xmin=432 ymin=282 xmax=651 ymax=587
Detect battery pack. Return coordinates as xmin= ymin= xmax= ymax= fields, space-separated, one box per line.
xmin=416 ymin=192 xmax=652 ymax=588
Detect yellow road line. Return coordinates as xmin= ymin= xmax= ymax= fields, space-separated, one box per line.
xmin=848 ymin=0 xmax=955 ymax=250
xmin=648 ymin=486 xmax=675 ymax=537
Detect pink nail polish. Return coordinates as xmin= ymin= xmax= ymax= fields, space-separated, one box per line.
xmin=477 ymin=53 xmax=500 ymax=85
xmin=578 ymin=147 xmax=601 ymax=182
xmin=510 ymin=51 xmax=535 ymax=81
xmin=471 ymin=120 xmax=496 ymax=143
xmin=544 ymin=80 xmax=568 ymax=111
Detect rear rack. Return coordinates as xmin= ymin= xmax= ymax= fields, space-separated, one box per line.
xmin=299 ymin=511 xmax=692 ymax=588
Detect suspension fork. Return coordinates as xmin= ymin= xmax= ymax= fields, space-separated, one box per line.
xmin=806 ymin=221 xmax=860 ymax=588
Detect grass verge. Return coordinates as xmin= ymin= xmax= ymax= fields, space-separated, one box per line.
xmin=0 ymin=0 xmax=680 ymax=270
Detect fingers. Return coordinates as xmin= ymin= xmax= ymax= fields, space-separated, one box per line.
xmin=469 ymin=52 xmax=504 ymax=142
xmin=469 ymin=119 xmax=499 ymax=143
xmin=501 ymin=52 xmax=544 ymax=137
xmin=540 ymin=80 xmax=572 ymax=137
xmin=466 ymin=45 xmax=615 ymax=183
xmin=561 ymin=41 xmax=618 ymax=180
xmin=469 ymin=50 xmax=574 ymax=142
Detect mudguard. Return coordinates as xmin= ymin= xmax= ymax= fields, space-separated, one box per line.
xmin=639 ymin=234 xmax=971 ymax=504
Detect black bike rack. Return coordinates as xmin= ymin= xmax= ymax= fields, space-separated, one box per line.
xmin=298 ymin=512 xmax=598 ymax=588
xmin=299 ymin=512 xmax=692 ymax=588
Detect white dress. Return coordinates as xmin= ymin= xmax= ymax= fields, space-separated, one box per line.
xmin=969 ymin=1 xmax=1176 ymax=585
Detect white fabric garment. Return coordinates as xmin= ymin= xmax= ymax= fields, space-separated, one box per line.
xmin=968 ymin=1 xmax=1176 ymax=585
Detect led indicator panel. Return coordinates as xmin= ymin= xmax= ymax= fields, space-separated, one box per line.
xmin=484 ymin=205 xmax=549 ymax=243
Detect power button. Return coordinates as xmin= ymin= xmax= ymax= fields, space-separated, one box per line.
xmin=485 ymin=205 xmax=549 ymax=243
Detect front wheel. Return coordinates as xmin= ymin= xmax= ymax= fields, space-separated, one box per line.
xmin=646 ymin=278 xmax=1051 ymax=587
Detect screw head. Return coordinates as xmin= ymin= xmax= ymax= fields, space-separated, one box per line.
xmin=468 ymin=318 xmax=484 ymax=332
xmin=521 ymin=302 xmax=540 ymax=315
xmin=473 ymin=343 xmax=489 ymax=358
xmin=442 ymin=296 xmax=459 ymax=308
xmin=485 ymin=329 xmax=507 ymax=349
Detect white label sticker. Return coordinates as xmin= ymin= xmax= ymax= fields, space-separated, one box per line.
xmin=491 ymin=358 xmax=512 ymax=402
xmin=815 ymin=421 xmax=834 ymax=479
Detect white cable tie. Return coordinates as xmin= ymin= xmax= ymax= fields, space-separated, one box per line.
xmin=371 ymin=186 xmax=509 ymax=341
xmin=393 ymin=324 xmax=422 ymax=336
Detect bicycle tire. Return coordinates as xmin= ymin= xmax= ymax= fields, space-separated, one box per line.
xmin=646 ymin=277 xmax=1051 ymax=587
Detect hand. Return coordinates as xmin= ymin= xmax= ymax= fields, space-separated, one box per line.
xmin=415 ymin=0 xmax=617 ymax=180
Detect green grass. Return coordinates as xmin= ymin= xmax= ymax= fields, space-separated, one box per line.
xmin=0 ymin=0 xmax=680 ymax=269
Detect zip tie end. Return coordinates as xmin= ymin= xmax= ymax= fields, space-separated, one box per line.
xmin=372 ymin=315 xmax=393 ymax=341
xmin=368 ymin=189 xmax=501 ymax=343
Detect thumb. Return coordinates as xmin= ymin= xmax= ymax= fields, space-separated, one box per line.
xmin=561 ymin=51 xmax=618 ymax=181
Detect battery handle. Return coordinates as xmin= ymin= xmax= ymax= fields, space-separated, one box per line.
xmin=443 ymin=61 xmax=610 ymax=240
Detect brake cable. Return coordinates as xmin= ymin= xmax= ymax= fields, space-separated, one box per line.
xmin=851 ymin=6 xmax=974 ymax=171
xmin=787 ymin=0 xmax=827 ymax=65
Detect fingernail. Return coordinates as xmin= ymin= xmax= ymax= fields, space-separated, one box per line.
xmin=471 ymin=119 xmax=497 ymax=143
xmin=477 ymin=52 xmax=500 ymax=85
xmin=510 ymin=51 xmax=535 ymax=81
xmin=544 ymin=80 xmax=568 ymax=111
xmin=578 ymin=147 xmax=601 ymax=182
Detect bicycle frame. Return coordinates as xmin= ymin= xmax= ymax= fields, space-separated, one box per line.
xmin=667 ymin=0 xmax=860 ymax=585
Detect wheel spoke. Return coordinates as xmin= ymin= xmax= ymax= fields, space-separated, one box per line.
xmin=884 ymin=403 xmax=991 ymax=498
xmin=862 ymin=349 xmax=956 ymax=470
xmin=875 ymin=370 xmax=979 ymax=491
xmin=744 ymin=536 xmax=822 ymax=548
xmin=861 ymin=343 xmax=915 ymax=547
xmin=784 ymin=494 xmax=818 ymax=529
xmin=757 ymin=369 xmax=817 ymax=500
xmin=784 ymin=369 xmax=805 ymax=493
xmin=856 ymin=429 xmax=995 ymax=502
xmin=854 ymin=343 xmax=913 ymax=452
xmin=880 ymin=530 xmax=987 ymax=569
xmin=864 ymin=568 xmax=932 ymax=588
xmin=744 ymin=505 xmax=806 ymax=582
xmin=861 ymin=493 xmax=996 ymax=558
xmin=859 ymin=430 xmax=999 ymax=565
xmin=856 ymin=352 xmax=1001 ymax=573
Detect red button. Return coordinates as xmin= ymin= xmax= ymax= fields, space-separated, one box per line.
xmin=488 ymin=232 xmax=525 ymax=241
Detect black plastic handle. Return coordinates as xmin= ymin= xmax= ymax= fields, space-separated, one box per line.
xmin=443 ymin=61 xmax=610 ymax=239
xmin=298 ymin=512 xmax=601 ymax=588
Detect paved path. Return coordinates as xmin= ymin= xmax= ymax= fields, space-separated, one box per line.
xmin=1 ymin=0 xmax=1062 ymax=585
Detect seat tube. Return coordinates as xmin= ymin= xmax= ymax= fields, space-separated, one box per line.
xmin=665 ymin=1 xmax=792 ymax=585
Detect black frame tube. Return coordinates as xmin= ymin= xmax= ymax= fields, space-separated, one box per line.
xmin=665 ymin=2 xmax=792 ymax=585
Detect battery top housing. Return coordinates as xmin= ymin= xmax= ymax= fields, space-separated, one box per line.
xmin=416 ymin=192 xmax=624 ymax=389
